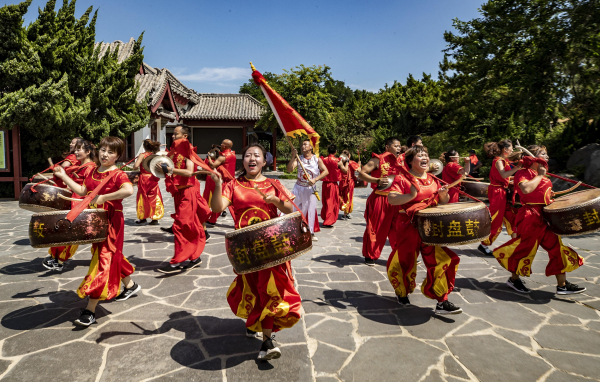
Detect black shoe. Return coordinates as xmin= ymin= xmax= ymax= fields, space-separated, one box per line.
xmin=340 ymin=215 xmax=347 ymax=220
xmin=557 ymin=280 xmax=586 ymax=295
xmin=205 ymin=231 xmax=211 ymax=242
xmin=135 ymin=219 xmax=147 ymax=224
xmin=157 ymin=264 xmax=183 ymax=274
xmin=160 ymin=226 xmax=174 ymax=234
xmin=506 ymin=277 xmax=530 ymax=294
xmin=148 ymin=220 xmax=159 ymax=226
xmin=435 ymin=300 xmax=463 ymax=315
xmin=221 ymin=211 xmax=227 ymax=217
xmin=322 ymin=224 xmax=333 ymax=228
xmin=257 ymin=337 xmax=281 ymax=360
xmin=42 ymin=256 xmax=55 ymax=270
xmin=364 ymin=258 xmax=375 ymax=267
xmin=478 ymin=244 xmax=493 ymax=256
xmin=74 ymin=309 xmax=96 ymax=327
xmin=246 ymin=328 xmax=261 ymax=338
xmin=346 ymin=214 xmax=352 ymax=219
xmin=205 ymin=221 xmax=216 ymax=227
xmin=53 ymin=261 xmax=64 ymax=272
xmin=397 ymin=295 xmax=410 ymax=306
xmin=186 ymin=257 xmax=202 ymax=270
xmin=115 ymin=282 xmax=141 ymax=301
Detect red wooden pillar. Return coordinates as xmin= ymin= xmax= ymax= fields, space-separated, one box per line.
xmin=272 ymin=128 xmax=277 ymax=171
xmin=12 ymin=126 xmax=22 ymax=199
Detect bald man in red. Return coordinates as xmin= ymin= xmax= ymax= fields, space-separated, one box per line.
xmin=204 ymin=139 xmax=236 ymax=224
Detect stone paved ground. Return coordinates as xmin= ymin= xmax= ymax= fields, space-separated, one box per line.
xmin=0 ymin=180 xmax=599 ymax=382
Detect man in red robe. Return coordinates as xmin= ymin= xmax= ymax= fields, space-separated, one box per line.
xmin=204 ymin=139 xmax=236 ymax=224
xmin=320 ymin=144 xmax=346 ymax=227
xmin=158 ymin=124 xmax=210 ymax=274
xmin=359 ymin=137 xmax=403 ymax=266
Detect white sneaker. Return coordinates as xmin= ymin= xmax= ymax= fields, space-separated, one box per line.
xmin=312 ymin=235 xmax=318 ymax=242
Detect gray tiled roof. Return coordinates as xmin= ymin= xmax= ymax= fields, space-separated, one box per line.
xmin=183 ymin=94 xmax=264 ymax=121
xmin=99 ymin=37 xmax=264 ymax=121
xmin=94 ymin=38 xmax=136 ymax=63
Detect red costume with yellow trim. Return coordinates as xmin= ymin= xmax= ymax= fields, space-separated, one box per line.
xmin=77 ymin=168 xmax=135 ymax=300
xmin=203 ymin=148 xmax=236 ymax=224
xmin=442 ymin=162 xmax=463 ymax=203
xmin=224 ymin=177 xmax=301 ymax=333
xmin=166 ymin=139 xmax=210 ymax=265
xmin=340 ymin=160 xmax=359 ymax=214
xmin=362 ymin=152 xmax=402 ymax=260
xmin=493 ymin=169 xmax=583 ymax=277
xmin=320 ymin=154 xmax=341 ymax=225
xmin=136 ymin=152 xmax=164 ymax=221
xmin=386 ymin=174 xmax=460 ymax=302
xmin=483 ymin=157 xmax=517 ymax=245
xmin=49 ymin=161 xmax=96 ymax=262
xmin=52 ymin=153 xmax=80 ymax=189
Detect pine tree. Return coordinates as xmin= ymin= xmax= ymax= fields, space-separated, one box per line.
xmin=0 ymin=0 xmax=149 ymax=172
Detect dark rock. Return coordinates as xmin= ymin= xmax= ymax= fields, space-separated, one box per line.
xmin=567 ymin=143 xmax=600 ymax=170
xmin=585 ymin=150 xmax=600 ymax=186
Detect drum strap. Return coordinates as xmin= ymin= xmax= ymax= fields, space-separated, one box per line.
xmin=266 ymin=179 xmax=309 ymax=226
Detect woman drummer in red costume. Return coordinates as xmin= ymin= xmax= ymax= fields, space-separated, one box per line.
xmin=493 ymin=145 xmax=585 ymax=295
xmin=43 ymin=140 xmax=98 ymax=271
xmin=440 ymin=149 xmax=470 ymax=203
xmin=339 ymin=150 xmax=361 ymax=220
xmin=209 ymin=143 xmax=301 ymax=361
xmin=477 ymin=139 xmax=522 ymax=256
xmin=386 ymin=145 xmax=462 ymax=315
xmin=53 ymin=137 xmax=141 ymax=327
xmin=133 ymin=139 xmax=164 ymax=225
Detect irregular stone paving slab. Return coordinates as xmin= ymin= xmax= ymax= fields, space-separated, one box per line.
xmin=0 ymin=180 xmax=600 ymax=381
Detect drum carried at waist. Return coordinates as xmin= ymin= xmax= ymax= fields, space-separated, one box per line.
xmin=29 ymin=209 xmax=109 ymax=248
xmin=225 ymin=211 xmax=312 ymax=274
xmin=415 ymin=202 xmax=492 ymax=246
xmin=543 ymin=189 xmax=600 ymax=236
xmin=19 ymin=183 xmax=73 ymax=212
xmin=461 ymin=180 xmax=489 ymax=201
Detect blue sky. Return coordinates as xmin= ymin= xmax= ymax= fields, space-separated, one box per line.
xmin=11 ymin=0 xmax=485 ymax=93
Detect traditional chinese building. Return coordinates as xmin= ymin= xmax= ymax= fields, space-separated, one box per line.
xmin=96 ymin=39 xmax=270 ymax=163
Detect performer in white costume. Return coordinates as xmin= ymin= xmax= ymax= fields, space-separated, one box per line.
xmin=287 ymin=139 xmax=329 ymax=240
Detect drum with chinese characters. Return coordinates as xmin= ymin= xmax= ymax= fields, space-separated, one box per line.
xmin=19 ymin=183 xmax=73 ymax=213
xmin=225 ymin=211 xmax=312 ymax=274
xmin=28 ymin=209 xmax=109 ymax=248
xmin=415 ymin=202 xmax=491 ymax=246
xmin=461 ymin=180 xmax=489 ymax=201
xmin=543 ymin=189 xmax=600 ymax=236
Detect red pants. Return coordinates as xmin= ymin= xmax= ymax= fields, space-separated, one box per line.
xmin=202 ymin=176 xmax=220 ymax=224
xmin=77 ymin=211 xmax=134 ymax=300
xmin=321 ymin=181 xmax=340 ymax=225
xmin=362 ymin=192 xmax=400 ymax=260
xmin=339 ymin=178 xmax=355 ymax=214
xmin=387 ymin=214 xmax=459 ymax=302
xmin=483 ymin=185 xmax=516 ymax=245
xmin=493 ymin=205 xmax=583 ymax=277
xmin=227 ymin=263 xmax=301 ymax=332
xmin=49 ymin=245 xmax=78 ymax=262
xmin=171 ymin=186 xmax=208 ymax=264
xmin=136 ymin=173 xmax=164 ymax=220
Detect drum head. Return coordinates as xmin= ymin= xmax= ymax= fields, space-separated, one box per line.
xmin=417 ymin=201 xmax=485 ymax=215
xmin=545 ymin=189 xmax=600 ymax=211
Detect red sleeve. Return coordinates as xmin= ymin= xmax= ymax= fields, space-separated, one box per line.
xmin=222 ymin=179 xmax=235 ymax=202
xmin=115 ymin=171 xmax=132 ymax=189
xmin=272 ymin=180 xmax=295 ymax=201
xmin=389 ymin=175 xmax=409 ymax=194
xmin=515 ymin=169 xmax=533 ymax=185
xmin=449 ymin=162 xmax=462 ymax=175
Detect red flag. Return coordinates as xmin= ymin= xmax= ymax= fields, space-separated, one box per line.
xmin=251 ymin=63 xmax=321 ymax=153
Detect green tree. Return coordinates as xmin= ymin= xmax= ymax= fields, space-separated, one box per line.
xmin=0 ymin=0 xmax=149 ymax=172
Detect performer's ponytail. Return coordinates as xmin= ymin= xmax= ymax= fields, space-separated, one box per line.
xmin=508 ymin=145 xmax=547 ymax=162
xmin=439 ymin=150 xmax=458 ymax=165
xmin=484 ymin=139 xmax=512 ymax=158
xmin=143 ymin=139 xmax=161 ymax=153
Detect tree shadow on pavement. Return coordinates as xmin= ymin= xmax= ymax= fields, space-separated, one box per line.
xmin=94 ymin=311 xmax=275 ymax=370
xmin=311 ymin=254 xmax=365 ymax=268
